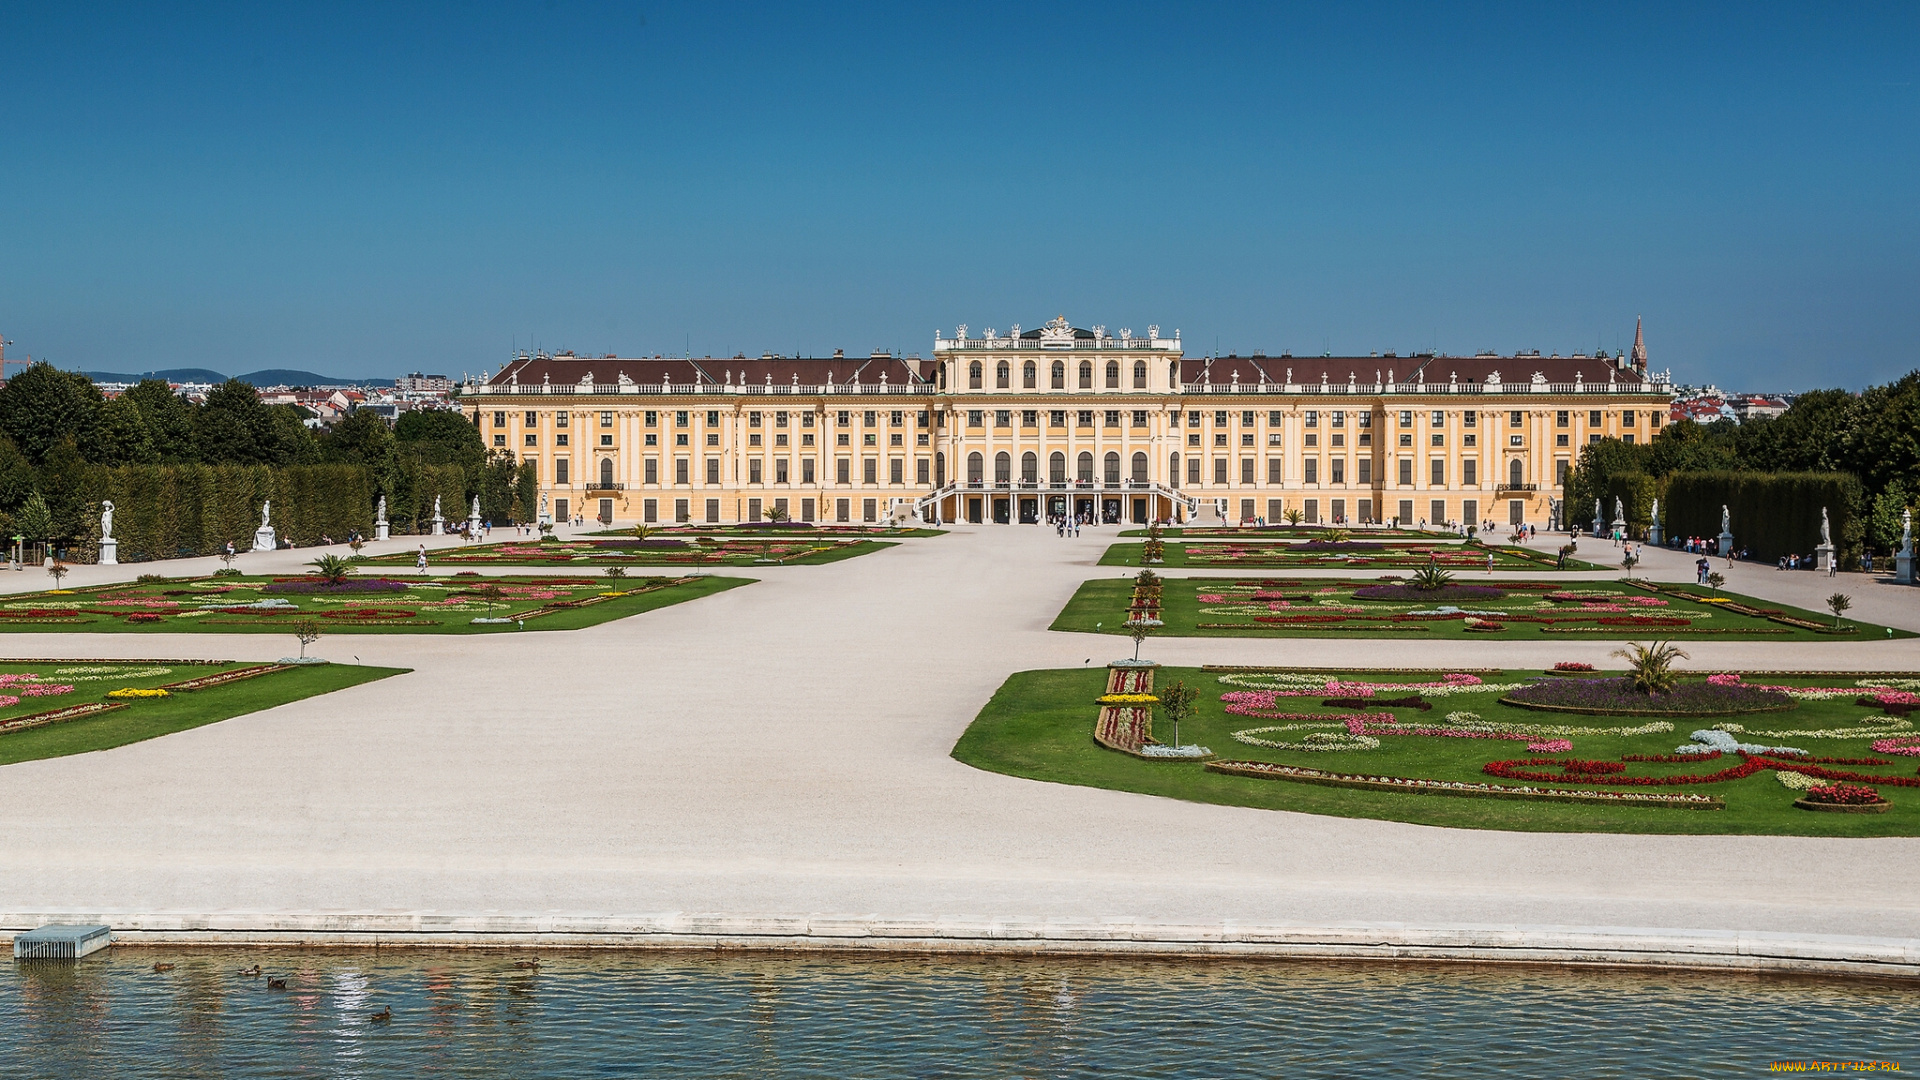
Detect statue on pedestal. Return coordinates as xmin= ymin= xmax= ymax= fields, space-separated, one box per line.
xmin=98 ymin=501 xmax=118 ymax=566
xmin=1898 ymin=507 xmax=1915 ymax=585
xmin=375 ymin=494 xmax=390 ymax=541
xmin=430 ymin=495 xmax=446 ymax=537
xmin=252 ymin=500 xmax=277 ymax=552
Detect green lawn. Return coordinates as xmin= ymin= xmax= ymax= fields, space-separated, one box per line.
xmin=358 ymin=537 xmax=898 ymax=567
xmin=1100 ymin=540 xmax=1597 ymax=571
xmin=0 ymin=574 xmax=752 ymax=634
xmin=952 ymin=665 xmax=1920 ymax=835
xmin=1052 ymin=576 xmax=1907 ymax=641
xmin=0 ymin=659 xmax=404 ymax=766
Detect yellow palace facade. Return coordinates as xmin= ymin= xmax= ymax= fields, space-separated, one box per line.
xmin=460 ymin=315 xmax=1673 ymax=530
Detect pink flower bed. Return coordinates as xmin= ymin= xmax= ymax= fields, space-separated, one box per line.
xmin=1870 ymin=736 xmax=1920 ymax=757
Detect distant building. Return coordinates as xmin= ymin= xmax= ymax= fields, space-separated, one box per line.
xmin=396 ymin=372 xmax=453 ymax=393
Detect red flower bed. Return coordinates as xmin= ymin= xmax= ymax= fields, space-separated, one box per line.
xmin=1801 ymin=784 xmax=1886 ymax=805
xmin=1486 ymin=752 xmax=1920 ymax=788
xmin=1553 ymin=662 xmax=1595 ymax=672
xmin=322 ymin=608 xmax=418 ymax=621
xmin=1594 ymin=616 xmax=1693 ymax=627
xmin=1323 ymin=695 xmax=1431 ymax=711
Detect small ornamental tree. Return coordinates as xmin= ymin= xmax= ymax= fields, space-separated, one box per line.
xmin=46 ymin=560 xmax=69 ymax=589
xmin=292 ymin=617 xmax=322 ymax=660
xmin=1621 ymin=549 xmax=1639 ymax=580
xmin=219 ymin=544 xmax=239 ymax=573
xmin=1706 ymin=571 xmax=1725 ymax=596
xmin=1157 ymin=679 xmax=1197 ymax=749
xmin=478 ymin=582 xmax=505 ymax=620
xmin=1127 ymin=618 xmax=1154 ymax=662
xmin=1611 ymin=640 xmax=1689 ymax=696
xmin=605 ymin=565 xmax=627 ymax=586
xmin=765 ymin=503 xmax=791 ymax=524
xmin=1828 ymin=592 xmax=1852 ymax=628
xmin=632 ymin=523 xmax=655 ymax=543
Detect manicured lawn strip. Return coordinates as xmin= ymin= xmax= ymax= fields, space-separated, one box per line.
xmin=0 ymin=661 xmax=404 ymax=766
xmin=1100 ymin=541 xmax=1598 ymax=571
xmin=0 ymin=574 xmax=753 ymax=634
xmin=1050 ymin=577 xmax=1908 ymax=641
xmin=952 ymin=666 xmax=1920 ymax=835
xmin=357 ymin=539 xmax=896 ymax=567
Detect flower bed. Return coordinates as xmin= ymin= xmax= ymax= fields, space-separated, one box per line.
xmin=263 ymin=578 xmax=410 ymax=595
xmin=160 ymin=665 xmax=287 ymax=692
xmin=1501 ymin=678 xmax=1795 ymax=717
xmin=0 ymin=701 xmax=127 ymax=735
xmin=1351 ymin=584 xmax=1505 ymax=601
xmin=107 ymin=687 xmax=170 ymax=698
xmin=1203 ymin=760 xmax=1724 ymax=809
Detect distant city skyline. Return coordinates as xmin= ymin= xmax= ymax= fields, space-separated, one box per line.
xmin=1 ymin=2 xmax=1914 ymax=391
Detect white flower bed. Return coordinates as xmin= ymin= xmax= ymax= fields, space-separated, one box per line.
xmin=1139 ymin=744 xmax=1213 ymax=759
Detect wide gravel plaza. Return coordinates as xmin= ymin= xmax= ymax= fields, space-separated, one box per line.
xmin=2 ymin=525 xmax=1918 ymax=961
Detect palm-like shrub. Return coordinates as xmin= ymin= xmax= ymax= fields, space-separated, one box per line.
xmin=1828 ymin=592 xmax=1852 ymax=627
xmin=1409 ymin=564 xmax=1455 ymax=592
xmin=308 ymin=553 xmax=355 ymax=586
xmin=1706 ymin=571 xmax=1724 ymax=595
xmin=1610 ymin=640 xmax=1689 ymax=696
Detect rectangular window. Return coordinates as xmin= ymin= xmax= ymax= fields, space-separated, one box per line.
xmin=643 ymin=498 xmax=658 ymax=523
xmin=706 ymin=458 xmax=720 ymax=484
xmin=1214 ymin=458 xmax=1228 ymax=484
xmin=863 ymin=459 xmax=877 ymax=484
xmin=555 ymin=459 xmax=568 ymax=484
xmin=555 ymin=433 xmax=568 ymax=447
xmin=773 ymin=497 xmax=788 ymax=519
xmin=889 ymin=459 xmax=903 ymax=484
xmin=1267 ymin=457 xmax=1283 ymax=484
xmin=1105 ymin=410 xmax=1121 ymax=428
xmin=749 ymin=459 xmax=762 ymax=483
xmin=1330 ymin=459 xmax=1345 ymax=484
xmin=1431 ymin=411 xmax=1444 ymax=427
xmin=1133 ymin=410 xmax=1149 ymax=428
xmin=1187 ymin=458 xmax=1201 ymax=484
xmin=1358 ymin=499 xmax=1372 ymax=523
xmin=525 ymin=411 xmax=538 ymax=426
xmin=493 ymin=411 xmax=507 ymax=427
xmin=1463 ymin=499 xmax=1478 ymax=525
xmin=1623 ymin=433 xmax=1635 ymax=444
xmin=644 ymin=459 xmax=659 ymax=484
xmin=1023 ymin=410 xmax=1038 ymax=427
xmin=774 ymin=459 xmax=788 ymax=483
xmin=1305 ymin=459 xmax=1319 ymax=484
xmin=675 ymin=459 xmax=689 ymax=485
xmin=1269 ymin=411 xmax=1283 ymax=426
xmin=748 ymin=498 xmax=762 ymax=522
xmin=995 ymin=410 xmax=1011 ymax=428
xmin=1331 ymin=411 xmax=1345 ymax=428
xmin=493 ymin=435 xmax=505 ymax=446
xmin=1556 ymin=410 xmax=1569 ymax=428
xmin=749 ymin=412 xmax=762 ymax=428
xmin=802 ymin=459 xmax=815 ymax=484
xmin=1357 ymin=459 xmax=1372 ymax=483
xmin=1431 ymin=459 xmax=1445 ymax=486
xmin=837 ymin=459 xmax=850 ymax=484
xmin=1078 ymin=410 xmax=1094 ymax=427
xmin=1049 ymin=410 xmax=1066 ymax=428
xmin=1399 ymin=458 xmax=1413 ymax=485
xmin=709 ymin=410 xmax=721 ymax=426
xmin=674 ymin=498 xmax=689 ymax=523
xmin=1267 ymin=498 xmax=1283 ymax=521
xmin=1188 ymin=411 xmax=1203 ymax=427
xmin=1404 ymin=499 xmax=1419 ymax=524
xmin=862 ymin=498 xmax=877 ymax=523
xmin=1304 ymin=410 xmax=1318 ymax=428
xmin=1331 ymin=498 xmax=1346 ymax=522
xmin=645 ymin=410 xmax=658 ymax=427
xmin=1509 ymin=435 xmax=1523 ymax=446
xmin=836 ymin=498 xmax=850 ymax=523
xmin=968 ymin=410 xmax=983 ymax=427
xmin=1357 ymin=412 xmax=1372 ymax=429
xmin=1589 ymin=410 xmax=1603 ymax=426
xmin=800 ymin=497 xmax=815 ymax=522
xmin=673 ymin=411 xmax=688 ymax=427
xmin=1431 ymin=499 xmax=1446 ymax=524
xmin=1304 ymin=498 xmax=1319 ymax=523
xmin=1555 ymin=460 xmax=1570 ymax=484
xmin=705 ymin=498 xmax=720 ymax=523
xmin=1241 ymin=458 xmax=1255 ymax=484
xmin=600 ymin=435 xmax=613 ymax=447
xmin=864 ymin=411 xmax=877 ymax=426
xmin=1399 ymin=411 xmax=1413 ymax=427
xmin=1463 ymin=460 xmax=1477 ymax=485
xmin=1509 ymin=411 xmax=1523 ymax=427
xmin=524 ymin=434 xmax=537 ymax=447
xmin=1556 ymin=434 xmax=1569 ymax=447
xmin=917 ymin=458 xmax=929 ymax=484
xmin=555 ymin=413 xmax=568 ymax=428
xmin=1463 ymin=411 xmax=1477 ymax=427
xmin=1214 ymin=410 xmax=1228 ymax=426
xmin=600 ymin=411 xmax=614 ymax=427
xmin=1623 ymin=411 xmax=1637 ymax=426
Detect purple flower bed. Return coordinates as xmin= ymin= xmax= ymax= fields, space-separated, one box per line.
xmin=1352 ymin=584 xmax=1506 ymax=601
xmin=1504 ymin=677 xmax=1794 ymax=716
xmin=264 ymin=578 xmax=410 ymax=595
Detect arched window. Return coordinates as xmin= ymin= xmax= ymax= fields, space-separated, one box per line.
xmin=1076 ymin=451 xmax=1094 ymax=482
xmin=1021 ymin=451 xmax=1037 ymax=483
xmin=1105 ymin=361 xmax=1120 ymax=389
xmin=968 ymin=361 xmax=982 ymax=390
xmin=967 ymin=452 xmax=983 ymax=484
xmin=1509 ymin=459 xmax=1523 ymax=487
xmin=935 ymin=452 xmax=946 ymax=485
xmin=1022 ymin=361 xmax=1037 ymax=389
xmin=1169 ymin=452 xmax=1181 ymax=488
xmin=1078 ymin=361 xmax=1093 ymax=389
xmin=1133 ymin=361 xmax=1147 ymax=389
xmin=600 ymin=458 xmax=614 ymax=487
xmin=1049 ymin=451 xmax=1066 ymax=483
xmin=1169 ymin=361 xmax=1180 ymax=388
xmin=996 ymin=361 xmax=1010 ymax=389
xmin=937 ymin=364 xmax=947 ymax=390
xmin=1104 ymin=451 xmax=1121 ymax=485
xmin=1131 ymin=452 xmax=1148 ymax=483
xmin=1051 ymin=361 xmax=1066 ymax=389
xmin=994 ymin=451 xmax=1011 ymax=484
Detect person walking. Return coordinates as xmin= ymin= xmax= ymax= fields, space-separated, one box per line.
xmin=415 ymin=544 xmax=428 ymax=574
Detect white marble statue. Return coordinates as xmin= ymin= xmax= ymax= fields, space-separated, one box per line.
xmin=471 ymin=496 xmax=481 ymax=520
xmin=432 ymin=496 xmax=442 ymax=519
xmin=1593 ymin=498 xmax=1601 ymax=526
xmin=261 ymin=500 xmax=272 ymax=528
xmin=1650 ymin=497 xmax=1659 ymax=525
xmin=100 ymin=500 xmax=114 ymax=540
xmin=1722 ymin=504 xmax=1731 ymax=535
xmin=1614 ymin=496 xmax=1625 ymax=522
xmin=375 ymin=495 xmax=388 ymax=523
xmin=1903 ymin=508 xmax=1913 ymax=556
xmin=1820 ymin=506 xmax=1831 ymax=546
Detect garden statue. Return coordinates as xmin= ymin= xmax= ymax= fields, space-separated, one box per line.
xmin=1722 ymin=504 xmax=1731 ymax=535
xmin=1646 ymin=497 xmax=1662 ymax=546
xmin=430 ymin=495 xmax=446 ymax=537
xmin=98 ymin=500 xmax=118 ymax=566
xmin=375 ymin=494 xmax=390 ymax=541
xmin=1820 ymin=506 xmax=1831 ymax=546
xmin=1614 ymin=496 xmax=1625 ymax=522
xmin=1592 ymin=497 xmax=1602 ymax=537
xmin=261 ymin=500 xmax=272 ymax=528
xmin=252 ymin=500 xmax=277 ymax=553
xmin=1816 ymin=505 xmax=1836 ymax=572
xmin=1903 ymin=508 xmax=1913 ymax=557
xmin=1898 ymin=508 xmax=1915 ymax=585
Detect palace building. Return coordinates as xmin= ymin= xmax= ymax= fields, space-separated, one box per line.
xmin=461 ymin=315 xmax=1673 ymax=529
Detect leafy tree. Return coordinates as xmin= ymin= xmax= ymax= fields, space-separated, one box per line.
xmin=1611 ymin=640 xmax=1688 ymax=696
xmin=36 ymin=436 xmax=91 ymax=542
xmin=1706 ymin=571 xmax=1724 ymax=595
xmin=1127 ymin=617 xmax=1154 ymax=661
xmin=16 ymin=491 xmax=53 ymax=544
xmin=1827 ymin=592 xmax=1852 ymax=628
xmin=1868 ymin=482 xmax=1912 ymax=555
xmin=46 ymin=559 xmax=69 ymax=589
xmin=267 ymin=405 xmax=320 ymax=464
xmin=194 ymin=380 xmax=279 ymax=464
xmin=123 ymin=379 xmax=199 ymax=462
xmin=513 ymin=459 xmax=538 ymax=523
xmin=291 ymin=617 xmax=323 ymax=660
xmin=1157 ymin=679 xmax=1197 ymax=750
xmin=0 ymin=364 xmax=101 ymax=464
xmin=320 ymin=408 xmax=395 ymax=467
xmin=0 ymin=437 xmax=35 ymax=512
xmin=94 ymin=396 xmax=157 ymax=465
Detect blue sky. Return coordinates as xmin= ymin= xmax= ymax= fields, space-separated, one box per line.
xmin=1 ymin=2 xmax=1914 ymax=390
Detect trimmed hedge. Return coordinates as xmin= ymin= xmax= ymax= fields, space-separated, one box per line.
xmin=71 ymin=463 xmax=377 ymax=562
xmin=1662 ymin=471 xmax=1863 ymax=566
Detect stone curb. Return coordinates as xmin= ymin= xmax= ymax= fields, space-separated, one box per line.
xmin=6 ymin=912 xmax=1917 ymax=980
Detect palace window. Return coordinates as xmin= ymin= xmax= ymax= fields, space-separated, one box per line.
xmin=995 ymin=410 xmax=1011 ymax=428
xmin=1187 ymin=457 xmax=1201 ymax=484
xmin=864 ymin=433 xmax=877 ymax=446
xmin=1432 ymin=411 xmax=1445 ymax=426
xmin=891 ymin=459 xmax=904 ymax=484
xmin=1022 ymin=361 xmax=1036 ymax=389
xmin=524 ymin=434 xmax=537 ymax=447
xmin=1463 ymin=460 xmax=1477 ymax=485
xmin=1106 ymin=361 xmax=1120 ymax=388
xmin=1509 ymin=435 xmax=1523 ymax=447
xmin=1133 ymin=361 xmax=1147 ymax=388
xmin=1399 ymin=411 xmax=1413 ymax=427
xmin=645 ymin=434 xmax=658 ymax=446
xmin=1050 ymin=410 xmax=1066 ymax=428
xmin=1022 ymin=409 xmax=1038 ymax=426
xmin=1431 ymin=459 xmax=1445 ymax=485
xmin=1431 ymin=433 xmax=1444 ymax=447
xmin=555 ymin=434 xmax=568 ymax=446
xmin=1622 ymin=411 xmax=1637 ymax=426
xmin=1357 ymin=459 xmax=1371 ymax=483
xmin=996 ymin=361 xmax=1010 ymax=389
xmin=1050 ymin=451 xmax=1067 ymax=483
xmin=837 ymin=410 xmax=851 ymax=425
xmin=838 ymin=458 xmax=852 ymax=484
xmin=889 ymin=433 xmax=902 ymax=446
xmin=917 ymin=459 xmax=930 ymax=484
xmin=494 ymin=435 xmax=505 ymax=446
xmin=749 ymin=412 xmax=762 ymax=428
xmin=1269 ymin=410 xmax=1283 ymax=426
xmin=1509 ymin=410 xmax=1524 ymax=427
xmin=1240 ymin=433 xmax=1253 ymax=446
xmin=1358 ymin=432 xmax=1370 ymax=446
xmin=1330 ymin=411 xmax=1345 ymax=428
xmin=864 ymin=411 xmax=877 ymax=426
xmin=749 ymin=459 xmax=762 ymax=483
xmin=1078 ymin=451 xmax=1095 ymax=482
xmin=1304 ymin=411 xmax=1318 ymax=428
xmin=710 ymin=411 xmax=722 ymax=426
xmin=1241 ymin=411 xmax=1255 ymax=426
xmin=1305 ymin=459 xmax=1318 ymax=484
xmin=645 ymin=459 xmax=658 ymax=484
xmin=493 ymin=411 xmax=507 ymax=427
xmin=1214 ymin=411 xmax=1228 ymax=426
xmin=1399 ymin=434 xmax=1412 ymax=447
xmin=1463 ymin=434 xmax=1476 ymax=447
xmin=865 ymin=459 xmax=879 ymax=484
xmin=1213 ymin=457 xmax=1227 ymax=485
xmin=968 ymin=410 xmax=983 ymax=427
xmin=748 ymin=433 xmax=761 ymax=447
xmin=677 ymin=411 xmax=690 ymax=427
xmin=1556 ymin=410 xmax=1569 ymax=427
xmin=1079 ymin=361 xmax=1093 ymax=389
xmin=1305 ymin=433 xmax=1317 ymax=447
xmin=1105 ymin=410 xmax=1121 ymax=428
xmin=836 ymin=433 xmax=849 ymax=446
xmin=1589 ymin=410 xmax=1603 ymax=426
xmin=1051 ymin=361 xmax=1066 ymax=389
xmin=1463 ymin=411 xmax=1477 ymax=427
xmin=1330 ymin=459 xmax=1345 ymax=484
xmin=802 ymin=433 xmax=815 ymax=447
xmin=968 ymin=361 xmax=983 ymax=389
xmin=525 ymin=411 xmax=539 ymax=426
xmin=555 ymin=413 xmax=568 ymax=428
xmin=1268 ymin=457 xmax=1283 ymax=483
xmin=707 ymin=433 xmax=719 ymax=446
xmin=776 ymin=459 xmax=790 ymax=483
xmin=1357 ymin=411 xmax=1372 ymax=428
xmin=888 ymin=410 xmax=902 ymax=426
xmin=1078 ymin=410 xmax=1094 ymax=427
xmin=1021 ymin=452 xmax=1038 ymax=483
xmin=773 ymin=433 xmax=786 ymax=447
xmin=1556 ymin=434 xmax=1569 ymax=447
xmin=707 ymin=458 xmax=720 ymax=484
xmin=1188 ymin=433 xmax=1200 ymax=447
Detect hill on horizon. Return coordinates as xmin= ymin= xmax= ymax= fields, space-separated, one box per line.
xmin=70 ymin=366 xmax=394 ymax=387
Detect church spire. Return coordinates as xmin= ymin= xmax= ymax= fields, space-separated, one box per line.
xmin=1630 ymin=315 xmax=1647 ymax=370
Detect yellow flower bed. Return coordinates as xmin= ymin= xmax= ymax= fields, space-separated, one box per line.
xmin=107 ymin=687 xmax=170 ymax=699
xmin=1097 ymin=693 xmax=1160 ymax=705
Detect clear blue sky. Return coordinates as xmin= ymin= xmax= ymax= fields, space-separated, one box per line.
xmin=2 ymin=2 xmax=1914 ymax=390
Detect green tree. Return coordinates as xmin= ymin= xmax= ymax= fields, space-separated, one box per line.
xmin=15 ymin=491 xmax=53 ymax=544
xmin=1157 ymin=679 xmax=1198 ymax=750
xmin=1868 ymin=482 xmax=1912 ymax=555
xmin=1827 ymin=592 xmax=1852 ymax=628
xmin=320 ymin=408 xmax=396 ymax=467
xmin=0 ymin=437 xmax=35 ymax=512
xmin=0 ymin=364 xmax=101 ymax=464
xmin=123 ymin=379 xmax=199 ymax=461
xmin=94 ymin=396 xmax=157 ymax=465
xmin=267 ymin=405 xmax=320 ymax=464
xmin=513 ymin=458 xmax=538 ymax=523
xmin=194 ymin=379 xmax=279 ymax=464
xmin=308 ymin=553 xmax=355 ymax=585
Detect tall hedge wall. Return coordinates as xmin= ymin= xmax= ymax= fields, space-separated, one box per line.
xmin=1662 ymin=471 xmax=1864 ymax=567
xmin=71 ymin=463 xmax=375 ymax=562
